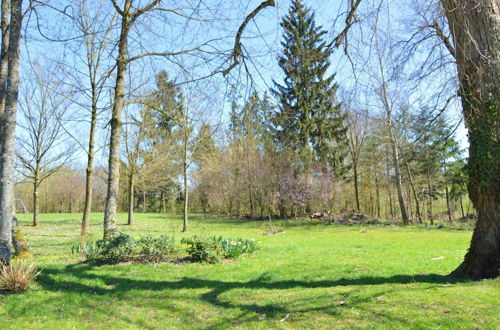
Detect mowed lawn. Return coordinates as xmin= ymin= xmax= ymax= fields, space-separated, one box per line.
xmin=1 ymin=213 xmax=498 ymax=329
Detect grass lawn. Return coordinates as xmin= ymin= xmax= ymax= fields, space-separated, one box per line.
xmin=1 ymin=213 xmax=498 ymax=329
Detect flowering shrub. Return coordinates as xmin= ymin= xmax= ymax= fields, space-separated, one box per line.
xmin=215 ymin=237 xmax=257 ymax=259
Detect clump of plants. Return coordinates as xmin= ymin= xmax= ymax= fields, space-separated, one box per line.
xmin=215 ymin=236 xmax=257 ymax=259
xmin=0 ymin=261 xmax=40 ymax=293
xmin=181 ymin=236 xmax=224 ymax=263
xmin=181 ymin=235 xmax=257 ymax=263
xmin=73 ymin=231 xmax=176 ymax=265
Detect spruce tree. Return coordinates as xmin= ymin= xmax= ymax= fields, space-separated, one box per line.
xmin=272 ymin=0 xmax=346 ymax=173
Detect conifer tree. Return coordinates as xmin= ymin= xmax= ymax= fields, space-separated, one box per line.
xmin=272 ymin=0 xmax=346 ymax=173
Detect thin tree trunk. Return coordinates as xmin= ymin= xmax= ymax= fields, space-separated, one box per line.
xmin=182 ymin=138 xmax=188 ymax=232
xmin=427 ymin=180 xmax=434 ymax=225
xmin=0 ymin=0 xmax=22 ymax=264
xmin=442 ymin=0 xmax=500 ymax=280
xmin=375 ymin=172 xmax=381 ymax=218
xmin=459 ymin=195 xmax=465 ymax=218
xmin=127 ymin=173 xmax=134 ymax=225
xmin=103 ymin=1 xmax=131 ymax=239
xmin=32 ymin=180 xmax=40 ymax=227
xmin=445 ymin=186 xmax=454 ymax=224
xmin=404 ymin=160 xmax=422 ymax=223
xmin=389 ymin=133 xmax=409 ymax=225
xmin=142 ymin=190 xmax=146 ymax=212
xmin=81 ymin=97 xmax=97 ymax=237
xmin=353 ymin=163 xmax=360 ymax=212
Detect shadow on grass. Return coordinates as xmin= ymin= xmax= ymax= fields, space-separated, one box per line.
xmin=34 ymin=264 xmax=468 ymax=327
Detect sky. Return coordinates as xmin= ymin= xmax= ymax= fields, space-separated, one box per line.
xmin=15 ymin=0 xmax=468 ymax=173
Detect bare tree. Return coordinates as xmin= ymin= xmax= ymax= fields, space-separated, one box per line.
xmin=61 ymin=0 xmax=115 ymax=237
xmin=16 ymin=64 xmax=73 ymax=227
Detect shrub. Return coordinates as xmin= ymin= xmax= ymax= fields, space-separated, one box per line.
xmin=136 ymin=235 xmax=176 ymax=263
xmin=73 ymin=231 xmax=176 ymax=265
xmin=215 ymin=237 xmax=257 ymax=259
xmin=0 ymin=261 xmax=40 ymax=293
xmin=181 ymin=236 xmax=257 ymax=262
xmin=181 ymin=236 xmax=223 ymax=263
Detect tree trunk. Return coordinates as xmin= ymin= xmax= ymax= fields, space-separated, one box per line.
xmin=445 ymin=186 xmax=454 ymax=224
xmin=389 ymin=132 xmax=409 ymax=225
xmin=103 ymin=2 xmax=131 ymax=239
xmin=374 ymin=170 xmax=381 ymax=218
xmin=404 ymin=160 xmax=422 ymax=223
xmin=32 ymin=180 xmax=40 ymax=227
xmin=459 ymin=195 xmax=465 ymax=218
xmin=142 ymin=190 xmax=146 ymax=212
xmin=0 ymin=0 xmax=8 ymax=119
xmin=127 ymin=173 xmax=134 ymax=225
xmin=182 ymin=142 xmax=188 ymax=232
xmin=427 ymin=180 xmax=434 ymax=225
xmin=353 ymin=163 xmax=360 ymax=212
xmin=0 ymin=0 xmax=23 ymax=264
xmin=81 ymin=95 xmax=98 ymax=237
xmin=441 ymin=0 xmax=500 ymax=280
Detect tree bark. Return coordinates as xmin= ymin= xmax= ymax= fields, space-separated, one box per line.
xmin=0 ymin=0 xmax=8 ymax=119
xmin=404 ymin=160 xmax=422 ymax=223
xmin=127 ymin=173 xmax=134 ymax=225
xmin=32 ymin=180 xmax=39 ymax=227
xmin=441 ymin=0 xmax=500 ymax=280
xmin=182 ymin=138 xmax=188 ymax=232
xmin=445 ymin=186 xmax=454 ymax=224
xmin=353 ymin=163 xmax=360 ymax=212
xmin=0 ymin=0 xmax=22 ymax=264
xmin=103 ymin=1 xmax=132 ymax=238
xmin=81 ymin=90 xmax=98 ymax=237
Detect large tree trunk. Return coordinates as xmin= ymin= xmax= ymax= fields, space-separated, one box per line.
xmin=0 ymin=0 xmax=22 ymax=264
xmin=0 ymin=0 xmax=8 ymax=119
xmin=441 ymin=0 xmax=500 ymax=280
xmin=103 ymin=2 xmax=131 ymax=238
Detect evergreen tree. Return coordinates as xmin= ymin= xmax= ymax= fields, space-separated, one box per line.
xmin=271 ymin=0 xmax=346 ymax=172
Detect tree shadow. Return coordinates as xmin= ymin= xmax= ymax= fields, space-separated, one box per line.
xmin=34 ymin=264 xmax=468 ymax=327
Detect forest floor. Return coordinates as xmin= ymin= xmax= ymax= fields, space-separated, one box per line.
xmin=1 ymin=213 xmax=498 ymax=329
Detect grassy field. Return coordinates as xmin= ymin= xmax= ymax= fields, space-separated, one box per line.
xmin=0 ymin=213 xmax=498 ymax=329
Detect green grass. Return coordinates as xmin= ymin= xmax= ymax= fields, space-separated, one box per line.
xmin=1 ymin=213 xmax=498 ymax=329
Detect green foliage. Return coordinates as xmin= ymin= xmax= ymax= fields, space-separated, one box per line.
xmin=467 ymin=100 xmax=499 ymax=189
xmin=181 ymin=235 xmax=257 ymax=262
xmin=272 ymin=0 xmax=347 ymax=172
xmin=181 ymin=236 xmax=223 ymax=263
xmin=6 ymin=213 xmax=499 ymax=328
xmin=73 ymin=231 xmax=176 ymax=264
xmin=215 ymin=236 xmax=257 ymax=259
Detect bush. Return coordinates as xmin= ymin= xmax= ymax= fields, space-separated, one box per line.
xmin=216 ymin=237 xmax=257 ymax=259
xmin=73 ymin=231 xmax=176 ymax=265
xmin=181 ymin=236 xmax=223 ymax=263
xmin=0 ymin=261 xmax=40 ymax=293
xmin=181 ymin=236 xmax=257 ymax=262
xmin=136 ymin=235 xmax=176 ymax=263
